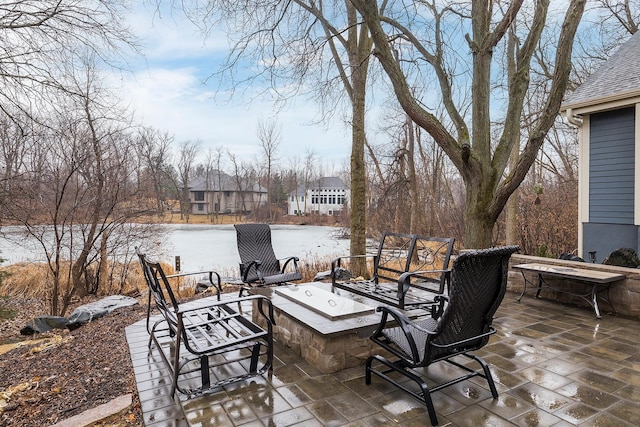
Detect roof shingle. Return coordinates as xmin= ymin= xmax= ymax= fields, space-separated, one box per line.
xmin=563 ymin=31 xmax=640 ymax=109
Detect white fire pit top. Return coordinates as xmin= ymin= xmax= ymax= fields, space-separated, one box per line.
xmin=275 ymin=285 xmax=375 ymax=320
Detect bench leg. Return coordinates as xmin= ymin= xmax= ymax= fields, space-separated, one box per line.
xmin=249 ymin=343 xmax=261 ymax=373
xmin=200 ymin=355 xmax=211 ymax=390
xmin=591 ymin=285 xmax=602 ymax=319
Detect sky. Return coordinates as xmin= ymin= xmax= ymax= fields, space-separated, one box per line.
xmin=115 ymin=3 xmax=352 ymax=170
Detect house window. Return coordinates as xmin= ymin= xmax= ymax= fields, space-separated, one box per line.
xmin=291 ymin=196 xmax=294 ymax=202
xmin=224 ymin=191 xmax=231 ymax=197
xmin=300 ymin=196 xmax=304 ymax=202
xmin=194 ymin=191 xmax=205 ymax=201
xmin=197 ymin=203 xmax=204 ymax=211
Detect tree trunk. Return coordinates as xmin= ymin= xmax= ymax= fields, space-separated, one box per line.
xmin=98 ymin=232 xmax=108 ymax=293
xmin=407 ymin=121 xmax=417 ymax=233
xmin=464 ymin=204 xmax=495 ymax=249
xmin=505 ymin=144 xmax=519 ymax=244
xmin=464 ymin=169 xmax=500 ymax=248
xmin=350 ymin=94 xmax=367 ymax=275
xmin=348 ymin=2 xmax=369 ymax=276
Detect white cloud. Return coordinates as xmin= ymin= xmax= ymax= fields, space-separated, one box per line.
xmin=118 ymin=5 xmax=351 ymax=169
xmin=119 ymin=65 xmax=350 ymax=166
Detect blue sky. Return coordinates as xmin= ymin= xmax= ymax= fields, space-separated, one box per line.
xmin=115 ymin=4 xmax=351 ymax=170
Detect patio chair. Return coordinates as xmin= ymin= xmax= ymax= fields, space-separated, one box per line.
xmin=136 ymin=248 xmax=275 ymax=398
xmin=365 ymin=245 xmax=520 ymax=426
xmin=234 ymin=223 xmax=302 ymax=295
xmin=331 ymin=232 xmax=455 ymax=313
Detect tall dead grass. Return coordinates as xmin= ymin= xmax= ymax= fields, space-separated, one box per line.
xmin=0 ymin=254 xmax=338 ymax=307
xmin=297 ymin=254 xmax=340 ymax=281
xmin=0 ymin=261 xmax=147 ymax=300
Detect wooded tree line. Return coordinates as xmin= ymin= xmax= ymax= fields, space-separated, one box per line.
xmin=176 ymin=0 xmax=639 ymax=264
xmin=0 ymin=1 xmax=639 ymax=315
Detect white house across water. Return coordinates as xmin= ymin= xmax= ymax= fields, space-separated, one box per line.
xmin=288 ymin=177 xmax=348 ymax=216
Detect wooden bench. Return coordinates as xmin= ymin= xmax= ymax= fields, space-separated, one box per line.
xmin=330 ymin=232 xmax=455 ymax=311
xmin=136 ymin=249 xmax=276 ymax=398
xmin=513 ymin=263 xmax=625 ymax=318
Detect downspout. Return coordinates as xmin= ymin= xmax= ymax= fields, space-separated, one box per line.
xmin=564 ymin=107 xmax=585 ymax=260
xmin=565 ymin=108 xmax=583 ymax=127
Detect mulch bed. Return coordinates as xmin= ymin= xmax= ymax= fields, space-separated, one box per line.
xmin=0 ymin=297 xmax=147 ymax=427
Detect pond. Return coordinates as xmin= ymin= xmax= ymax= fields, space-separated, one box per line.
xmin=0 ymin=224 xmax=351 ymax=273
xmin=157 ymin=224 xmax=350 ymax=272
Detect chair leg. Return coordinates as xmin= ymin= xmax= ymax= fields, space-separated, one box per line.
xmin=464 ymin=353 xmax=499 ymax=398
xmin=200 ymin=355 xmax=211 ymax=390
xmin=366 ymin=355 xmax=439 ymax=426
xmin=249 ymin=342 xmax=261 ymax=372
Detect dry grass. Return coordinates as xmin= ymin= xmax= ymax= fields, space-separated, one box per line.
xmin=0 ymin=263 xmax=55 ymax=299
xmin=0 ymin=254 xmax=337 ymax=311
xmin=135 ymin=212 xmax=242 ymax=225
xmin=1 ymin=263 xmax=134 ymax=298
xmin=289 ymin=255 xmax=333 ymax=282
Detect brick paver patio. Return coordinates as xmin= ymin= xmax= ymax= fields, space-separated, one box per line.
xmin=126 ymin=290 xmax=640 ymax=426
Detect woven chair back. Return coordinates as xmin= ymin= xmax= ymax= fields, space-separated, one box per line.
xmin=235 ymin=224 xmax=281 ymax=281
xmin=428 ymin=245 xmax=519 ymax=362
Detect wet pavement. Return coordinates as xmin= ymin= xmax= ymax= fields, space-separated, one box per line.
xmin=126 ymin=291 xmax=640 ymax=426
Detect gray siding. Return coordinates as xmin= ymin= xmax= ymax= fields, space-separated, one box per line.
xmin=589 ymin=108 xmax=635 ymax=224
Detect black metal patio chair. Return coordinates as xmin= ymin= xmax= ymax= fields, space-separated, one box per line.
xmin=365 ymin=245 xmax=520 ymax=426
xmin=234 ymin=223 xmax=302 ymax=295
xmin=330 ymin=232 xmax=455 ymax=313
xmin=136 ymin=248 xmax=275 ymax=398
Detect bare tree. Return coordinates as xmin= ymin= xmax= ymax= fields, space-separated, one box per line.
xmin=170 ymin=0 xmax=373 ymax=273
xmin=349 ymin=0 xmax=586 ymax=248
xmin=135 ymin=128 xmax=175 ymax=213
xmin=228 ymin=151 xmax=250 ymax=216
xmin=257 ymin=118 xmax=281 ymax=221
xmin=0 ymin=57 xmax=149 ymax=315
xmin=202 ymin=146 xmax=225 ymax=222
xmin=594 ymin=0 xmax=639 ymax=35
xmin=0 ymin=1 xmax=136 ymax=123
xmin=177 ymin=140 xmax=200 ymax=221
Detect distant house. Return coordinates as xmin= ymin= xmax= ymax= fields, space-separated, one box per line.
xmin=561 ymin=31 xmax=640 ymax=261
xmin=187 ymin=171 xmax=267 ymax=215
xmin=288 ymin=177 xmax=348 ymax=216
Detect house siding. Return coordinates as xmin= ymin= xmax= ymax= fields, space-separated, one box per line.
xmin=287 ymin=177 xmax=348 ymax=216
xmin=589 ymin=107 xmax=635 ymax=224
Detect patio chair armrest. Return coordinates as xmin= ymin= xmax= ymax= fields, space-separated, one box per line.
xmin=374 ymin=306 xmax=438 ymax=336
xmin=239 ymin=260 xmax=264 ymax=283
xmin=371 ymin=306 xmax=437 ymax=363
xmin=372 ymin=305 xmax=411 ymax=332
xmin=398 ymin=269 xmax=451 ymax=297
xmin=165 ymin=270 xmax=223 ymax=301
xmin=331 ymin=254 xmax=373 ymax=268
xmin=429 ymin=326 xmax=497 ymax=351
xmin=280 ymin=256 xmax=300 ymax=273
xmin=176 ymin=294 xmax=275 ymax=325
